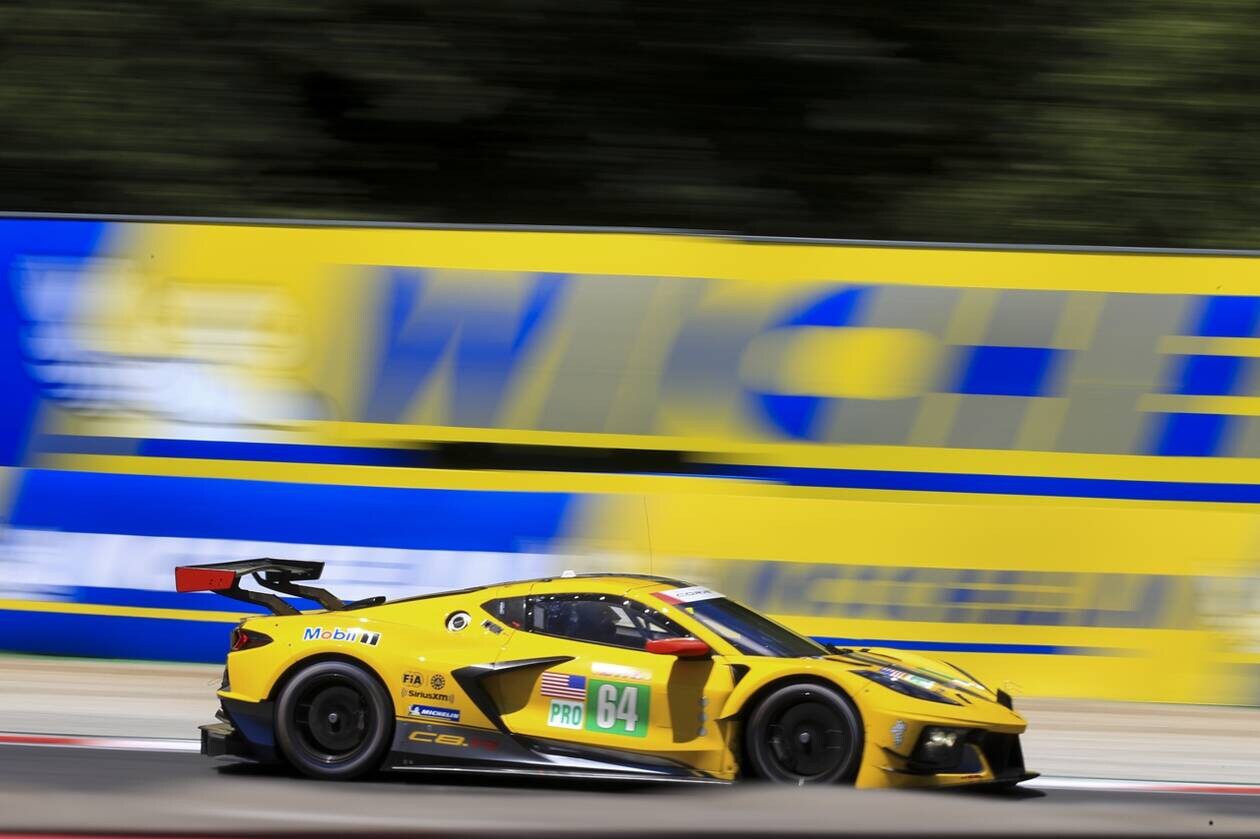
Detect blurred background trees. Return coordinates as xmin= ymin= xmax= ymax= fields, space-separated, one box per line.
xmin=1 ymin=0 xmax=1256 ymax=247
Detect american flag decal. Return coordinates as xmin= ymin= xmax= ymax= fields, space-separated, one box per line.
xmin=540 ymin=671 xmax=587 ymax=700
xmin=358 ymin=631 xmax=381 ymax=646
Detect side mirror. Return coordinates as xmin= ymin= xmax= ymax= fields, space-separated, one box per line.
xmin=645 ymin=637 xmax=711 ymax=658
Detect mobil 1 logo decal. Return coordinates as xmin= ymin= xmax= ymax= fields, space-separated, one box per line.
xmin=585 ymin=679 xmax=649 ymax=738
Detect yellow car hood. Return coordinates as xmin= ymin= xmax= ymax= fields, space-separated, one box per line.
xmin=823 ymin=646 xmax=1001 ymax=705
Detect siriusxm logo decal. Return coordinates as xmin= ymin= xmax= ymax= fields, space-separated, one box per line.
xmin=409 ymin=704 xmax=460 ymax=722
xmin=302 ymin=627 xmax=381 ymax=646
xmin=400 ymin=672 xmax=455 ymax=703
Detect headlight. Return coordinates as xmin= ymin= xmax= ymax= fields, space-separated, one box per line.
xmin=852 ymin=668 xmax=963 ymax=706
xmin=911 ymin=726 xmax=971 ymax=769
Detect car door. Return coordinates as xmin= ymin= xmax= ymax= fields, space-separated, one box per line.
xmin=490 ymin=589 xmax=736 ymax=776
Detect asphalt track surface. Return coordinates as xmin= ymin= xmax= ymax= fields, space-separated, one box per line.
xmin=1 ymin=743 xmax=1258 ymax=837
xmin=4 ymin=658 xmax=1260 ymax=835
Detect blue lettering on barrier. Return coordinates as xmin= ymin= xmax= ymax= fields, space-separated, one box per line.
xmin=5 ymin=228 xmax=1258 ymax=460
xmin=360 ymin=269 xmax=565 ymax=425
xmin=720 ymin=561 xmax=1198 ymax=629
xmin=749 ymin=286 xmax=871 ymax=440
xmin=1150 ymin=295 xmax=1260 ymax=457
xmin=951 ymin=346 xmax=1064 ymax=397
xmin=0 ymin=220 xmax=109 ymax=467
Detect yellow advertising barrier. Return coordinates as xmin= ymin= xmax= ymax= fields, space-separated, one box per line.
xmin=1 ymin=216 xmax=1258 ymax=703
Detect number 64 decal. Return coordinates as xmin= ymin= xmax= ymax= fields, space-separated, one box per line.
xmin=585 ymin=679 xmax=650 ymax=738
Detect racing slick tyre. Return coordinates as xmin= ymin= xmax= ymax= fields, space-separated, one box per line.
xmin=274 ymin=660 xmax=394 ymax=780
xmin=743 ymin=683 xmax=863 ymax=785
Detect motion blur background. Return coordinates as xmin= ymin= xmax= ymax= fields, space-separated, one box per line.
xmin=5 ymin=0 xmax=1260 ymax=246
xmin=2 ymin=0 xmax=1260 ymax=718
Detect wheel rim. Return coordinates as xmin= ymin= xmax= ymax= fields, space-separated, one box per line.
xmin=293 ymin=678 xmax=372 ymax=762
xmin=763 ymin=700 xmax=854 ymax=780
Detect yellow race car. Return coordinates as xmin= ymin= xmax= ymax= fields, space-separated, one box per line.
xmin=176 ymin=559 xmax=1034 ymax=789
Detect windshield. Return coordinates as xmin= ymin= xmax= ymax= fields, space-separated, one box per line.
xmin=662 ymin=591 xmax=826 ymax=657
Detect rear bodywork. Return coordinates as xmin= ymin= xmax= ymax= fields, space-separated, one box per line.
xmin=187 ymin=564 xmax=1034 ymax=787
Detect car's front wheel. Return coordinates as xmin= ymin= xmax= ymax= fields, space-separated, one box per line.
xmin=743 ymin=683 xmax=863 ymax=784
xmin=274 ymin=660 xmax=394 ymax=779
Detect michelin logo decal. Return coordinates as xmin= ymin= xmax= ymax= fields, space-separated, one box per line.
xmin=409 ymin=704 xmax=460 ymax=722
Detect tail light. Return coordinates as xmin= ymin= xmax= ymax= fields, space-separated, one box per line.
xmin=229 ymin=627 xmax=273 ymax=652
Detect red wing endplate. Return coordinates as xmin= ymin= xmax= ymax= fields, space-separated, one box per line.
xmin=174 ymin=558 xmax=342 ymax=615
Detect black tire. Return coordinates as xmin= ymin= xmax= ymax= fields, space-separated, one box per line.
xmin=274 ymin=660 xmax=394 ymax=780
xmin=743 ymin=683 xmax=863 ymax=785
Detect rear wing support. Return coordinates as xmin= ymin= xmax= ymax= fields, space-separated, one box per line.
xmin=174 ymin=558 xmax=345 ymax=616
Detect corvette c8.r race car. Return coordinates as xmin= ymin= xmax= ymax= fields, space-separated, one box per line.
xmin=175 ymin=559 xmax=1035 ymax=789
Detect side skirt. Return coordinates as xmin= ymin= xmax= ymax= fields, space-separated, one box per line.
xmin=390 ymin=764 xmax=729 ymax=785
xmin=389 ymin=719 xmax=717 ymax=782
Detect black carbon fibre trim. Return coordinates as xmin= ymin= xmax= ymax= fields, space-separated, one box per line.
xmin=217 ymin=697 xmax=278 ymax=762
xmin=518 ymin=733 xmax=710 ymax=779
xmin=391 ymin=720 xmax=539 ymax=766
xmin=389 ymin=720 xmax=711 ymax=779
xmin=450 ymin=656 xmax=573 ymax=733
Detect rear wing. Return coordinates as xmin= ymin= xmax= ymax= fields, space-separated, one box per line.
xmin=174 ymin=558 xmax=359 ymax=616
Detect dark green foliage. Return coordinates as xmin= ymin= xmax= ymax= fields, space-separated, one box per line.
xmin=1 ymin=1 xmax=1255 ymax=246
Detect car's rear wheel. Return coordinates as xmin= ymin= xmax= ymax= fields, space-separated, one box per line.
xmin=743 ymin=683 xmax=863 ymax=784
xmin=274 ymin=660 xmax=393 ymax=779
